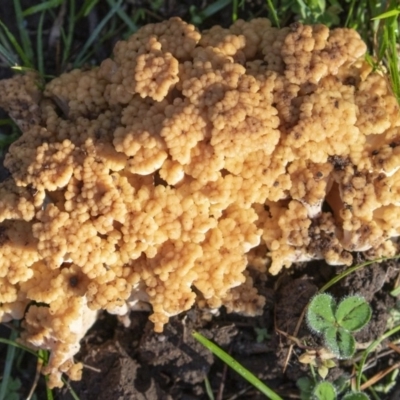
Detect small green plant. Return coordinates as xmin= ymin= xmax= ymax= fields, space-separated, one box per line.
xmin=313 ymin=381 xmax=337 ymax=400
xmin=297 ymin=376 xmax=370 ymax=400
xmin=307 ymin=294 xmax=372 ymax=359
xmin=0 ymin=376 xmax=24 ymax=400
xmin=298 ymin=376 xmax=343 ymax=400
xmin=254 ymin=327 xmax=271 ymax=343
xmin=299 ymin=347 xmax=337 ymax=379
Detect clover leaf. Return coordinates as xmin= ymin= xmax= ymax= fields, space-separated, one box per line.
xmin=307 ymin=294 xmax=372 ymax=359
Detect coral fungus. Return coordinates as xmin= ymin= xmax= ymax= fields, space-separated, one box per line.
xmin=0 ymin=17 xmax=399 ymax=386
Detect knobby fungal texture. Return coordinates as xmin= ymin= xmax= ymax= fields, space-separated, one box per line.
xmin=0 ymin=18 xmax=399 ymax=387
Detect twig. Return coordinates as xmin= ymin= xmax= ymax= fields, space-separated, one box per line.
xmin=217 ymin=357 xmax=228 ymax=400
xmin=275 ymin=304 xmax=308 ymax=372
xmin=360 ymin=361 xmax=400 ymax=391
xmin=388 ymin=341 xmax=400 ymax=355
xmin=82 ymin=363 xmax=101 ymax=373
xmin=26 ymin=355 xmax=43 ymax=400
xmin=226 ymin=386 xmax=251 ymax=400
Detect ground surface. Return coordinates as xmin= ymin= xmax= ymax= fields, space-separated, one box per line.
xmin=1 ymin=1 xmax=400 ymax=399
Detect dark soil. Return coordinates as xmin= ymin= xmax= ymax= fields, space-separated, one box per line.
xmin=2 ymin=1 xmax=400 ymax=399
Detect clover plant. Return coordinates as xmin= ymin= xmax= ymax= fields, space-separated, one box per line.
xmin=307 ymin=294 xmax=372 ymax=359
xmin=297 ymin=377 xmax=370 ymax=400
xmin=313 ymin=381 xmax=336 ymax=400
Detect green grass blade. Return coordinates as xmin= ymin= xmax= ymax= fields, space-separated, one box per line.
xmin=192 ymin=331 xmax=283 ymax=400
xmin=0 ymin=119 xmax=14 ymax=126
xmin=0 ymin=28 xmax=16 ymax=65
xmin=0 ymin=28 xmax=13 ymax=53
xmin=36 ymin=11 xmax=46 ymax=76
xmin=46 ymin=386 xmax=54 ymax=400
xmin=202 ymin=0 xmax=231 ymax=20
xmin=360 ymin=374 xmax=380 ymax=400
xmin=377 ymin=24 xmax=389 ymax=62
xmin=76 ymin=0 xmax=100 ymax=19
xmin=232 ymin=0 xmax=238 ymax=21
xmin=0 ymin=131 xmax=20 ymax=150
xmin=344 ymin=0 xmax=357 ymax=27
xmin=22 ymin=0 xmax=64 ymax=17
xmin=371 ymin=9 xmax=400 ymax=20
xmin=0 ymin=338 xmax=43 ymax=358
xmin=13 ymin=0 xmax=34 ymax=65
xmin=265 ymin=0 xmax=280 ymax=28
xmin=191 ymin=0 xmax=232 ymax=23
xmin=386 ymin=16 xmax=400 ymax=102
xmin=294 ymin=0 xmax=308 ymax=21
xmin=38 ymin=350 xmax=54 ymax=400
xmin=356 ymin=324 xmax=400 ymax=391
xmin=319 ymin=255 xmax=400 ymax=293
xmin=62 ymin=0 xmax=76 ymax=68
xmin=0 ymin=20 xmax=33 ymax=67
xmin=106 ymin=0 xmax=138 ymax=34
xmin=204 ymin=376 xmax=215 ymax=400
xmin=73 ymin=0 xmax=123 ymax=67
xmin=0 ymin=329 xmax=18 ymax=400
xmin=61 ymin=378 xmax=81 ymax=400
xmin=0 ymin=42 xmax=18 ymax=65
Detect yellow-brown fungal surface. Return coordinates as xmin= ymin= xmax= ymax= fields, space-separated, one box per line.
xmin=0 ymin=18 xmax=399 ymax=386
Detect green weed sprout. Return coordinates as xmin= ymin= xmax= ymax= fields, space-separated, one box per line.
xmin=307 ymin=294 xmax=372 ymax=359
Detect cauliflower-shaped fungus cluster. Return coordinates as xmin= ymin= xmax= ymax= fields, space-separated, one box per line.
xmin=0 ymin=18 xmax=399 ymax=386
